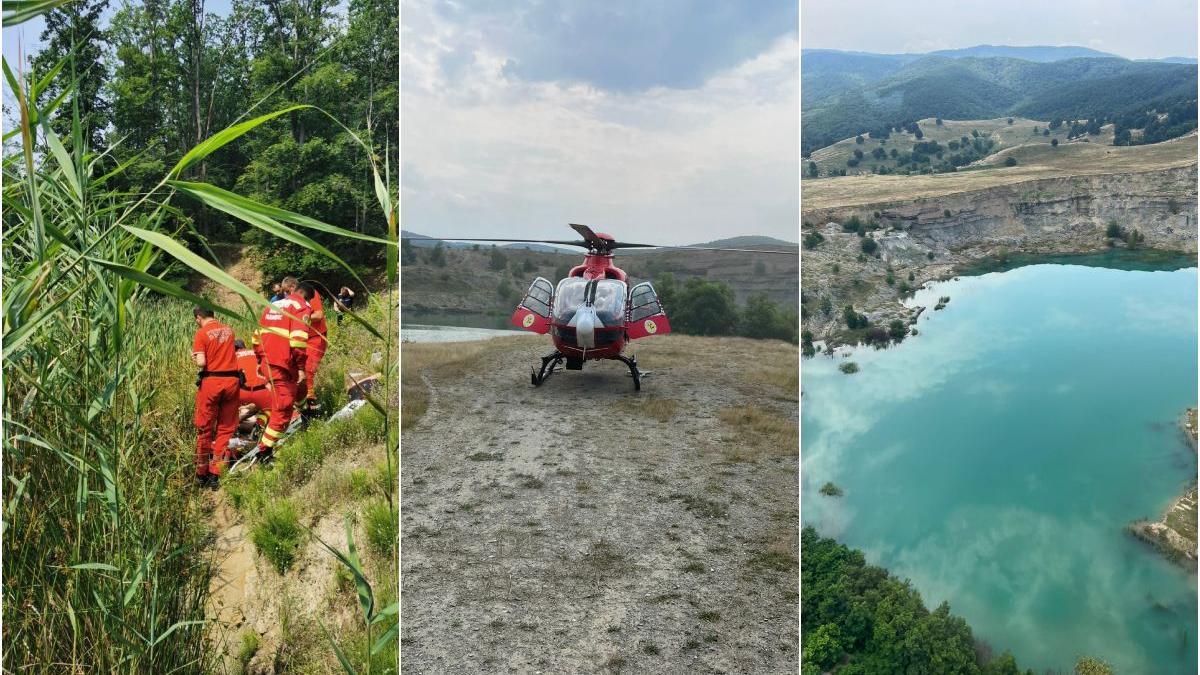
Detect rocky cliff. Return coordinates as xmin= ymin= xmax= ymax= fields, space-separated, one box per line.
xmin=801 ymin=164 xmax=1199 ymax=346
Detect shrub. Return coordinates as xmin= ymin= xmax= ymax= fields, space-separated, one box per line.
xmin=803 ymin=232 xmax=825 ymax=250
xmin=251 ymin=500 xmax=304 ymax=574
xmin=1004 ymin=156 xmax=1017 ymax=167
xmin=819 ymin=482 xmax=843 ymax=496
xmin=888 ymin=319 xmax=907 ymax=342
xmin=860 ymin=238 xmax=879 ymax=255
xmin=1051 ymin=138 xmax=1059 ymax=147
xmin=838 ymin=362 xmax=859 ymax=375
xmin=1106 ymin=222 xmax=1123 ymax=238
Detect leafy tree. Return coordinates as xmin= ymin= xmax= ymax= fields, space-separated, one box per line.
xmin=742 ymin=293 xmax=797 ymax=342
xmin=1043 ymin=129 xmax=1050 ymax=136
xmin=808 ymin=161 xmax=819 ymax=178
xmin=853 ymin=148 xmax=864 ymax=160
xmin=820 ymin=296 xmax=833 ymax=316
xmin=670 ymin=278 xmax=738 ymax=336
xmin=427 ymin=243 xmax=447 ymax=267
xmin=935 ymin=117 xmax=943 ymax=125
xmin=1106 ymin=222 xmax=1123 ymax=238
xmin=914 ymin=128 xmax=924 ymax=139
xmin=1007 ymin=117 xmax=1014 ymax=124
xmin=888 ymin=319 xmax=906 ymax=342
xmin=803 ymin=232 xmax=825 ymax=250
xmin=855 ymin=134 xmax=864 ymax=144
xmin=489 ymin=247 xmax=507 ymax=270
xmin=1051 ymin=138 xmax=1059 ymax=147
xmin=1074 ymin=657 xmax=1115 ymax=675
xmin=802 ymin=527 xmax=1030 ymax=675
xmin=872 ymin=147 xmax=886 ymax=160
xmin=33 ymin=0 xmax=112 ymax=147
xmin=860 ymin=238 xmax=879 ymax=256
xmin=1004 ymin=156 xmax=1017 ymax=167
xmin=805 ymin=623 xmax=843 ymax=669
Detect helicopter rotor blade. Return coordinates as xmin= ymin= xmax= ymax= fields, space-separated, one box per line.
xmin=568 ymin=223 xmax=600 ymax=243
xmin=611 ymin=243 xmax=798 ymax=255
xmin=400 ymin=237 xmax=588 ymax=248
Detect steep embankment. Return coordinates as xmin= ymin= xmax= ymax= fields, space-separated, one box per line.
xmin=401 ymin=335 xmax=798 ymax=674
xmin=198 ymin=268 xmax=399 ymax=673
xmin=801 ymin=138 xmax=1198 ymax=345
xmin=1129 ymin=408 xmax=1199 ymax=570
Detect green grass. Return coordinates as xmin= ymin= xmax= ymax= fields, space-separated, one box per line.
xmin=251 ymin=499 xmax=305 ymax=574
xmin=239 ymin=630 xmax=261 ymax=665
xmin=363 ymin=499 xmax=397 ymax=560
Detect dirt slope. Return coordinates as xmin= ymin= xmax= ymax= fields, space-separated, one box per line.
xmin=401 ymin=335 xmax=798 ymax=674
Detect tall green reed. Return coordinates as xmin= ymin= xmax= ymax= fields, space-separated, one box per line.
xmin=2 ymin=21 xmax=397 ymax=672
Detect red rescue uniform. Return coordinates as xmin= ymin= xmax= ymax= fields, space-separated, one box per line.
xmin=236 ymin=347 xmax=275 ymax=416
xmin=304 ymin=291 xmax=328 ymax=401
xmin=253 ymin=294 xmax=310 ymax=453
xmin=194 ymin=319 xmax=240 ymax=476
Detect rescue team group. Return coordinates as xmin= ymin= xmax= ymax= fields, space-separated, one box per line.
xmin=190 ymin=276 xmax=339 ymax=490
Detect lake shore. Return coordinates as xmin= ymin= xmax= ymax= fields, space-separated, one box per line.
xmin=1127 ymin=408 xmax=1198 ymax=571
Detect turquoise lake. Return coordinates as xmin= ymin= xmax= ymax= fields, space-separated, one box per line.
xmin=802 ymin=258 xmax=1198 ymax=674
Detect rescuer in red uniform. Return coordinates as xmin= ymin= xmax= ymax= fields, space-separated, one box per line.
xmin=252 ymin=277 xmax=310 ymax=461
xmin=299 ymin=281 xmax=326 ymax=412
xmin=234 ymin=338 xmax=273 ymax=432
xmin=192 ymin=307 xmax=240 ymax=487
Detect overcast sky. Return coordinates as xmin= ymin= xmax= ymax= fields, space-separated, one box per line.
xmin=802 ymin=0 xmax=1197 ymax=59
xmin=401 ymin=0 xmax=800 ymax=245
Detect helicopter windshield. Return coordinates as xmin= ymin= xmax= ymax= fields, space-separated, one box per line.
xmin=553 ymin=278 xmax=627 ymax=326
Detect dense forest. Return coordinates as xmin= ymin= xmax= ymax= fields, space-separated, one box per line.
xmin=14 ymin=0 xmax=398 ymax=289
xmin=802 ymin=527 xmax=1116 ymax=675
xmin=802 ymin=52 xmax=1197 ymax=154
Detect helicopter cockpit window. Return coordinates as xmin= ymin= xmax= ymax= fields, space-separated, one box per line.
xmin=592 ymin=280 xmax=627 ymax=326
xmin=552 ymin=278 xmax=627 ymax=326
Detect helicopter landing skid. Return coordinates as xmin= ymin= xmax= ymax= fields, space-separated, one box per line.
xmin=618 ymin=354 xmax=641 ymax=392
xmin=531 ymin=351 xmax=564 ymax=386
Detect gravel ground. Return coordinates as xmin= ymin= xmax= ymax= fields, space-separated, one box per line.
xmin=401 ymin=335 xmax=798 ymax=674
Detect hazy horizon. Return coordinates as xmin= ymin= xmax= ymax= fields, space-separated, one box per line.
xmin=802 ymin=0 xmax=1197 ymax=60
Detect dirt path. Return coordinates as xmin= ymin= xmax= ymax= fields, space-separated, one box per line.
xmin=401 ymin=336 xmax=798 ymax=674
xmin=195 ymin=244 xmax=265 ymax=308
xmin=206 ymin=492 xmax=258 ymax=662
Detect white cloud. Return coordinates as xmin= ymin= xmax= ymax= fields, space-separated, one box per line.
xmin=401 ymin=0 xmax=799 ymax=244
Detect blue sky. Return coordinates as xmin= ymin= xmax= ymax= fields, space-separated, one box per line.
xmin=401 ymin=0 xmax=800 ymax=245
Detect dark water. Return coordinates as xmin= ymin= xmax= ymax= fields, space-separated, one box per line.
xmin=802 ymin=261 xmax=1198 ymax=673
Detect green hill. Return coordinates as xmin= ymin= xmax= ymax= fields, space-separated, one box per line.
xmin=802 ymin=54 xmax=1197 ymax=154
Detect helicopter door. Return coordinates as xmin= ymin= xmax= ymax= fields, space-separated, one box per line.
xmin=510 ymin=277 xmax=554 ymax=334
xmin=626 ymin=282 xmax=671 ymax=339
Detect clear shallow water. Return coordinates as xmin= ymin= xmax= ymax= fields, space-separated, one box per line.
xmin=401 ymin=323 xmax=522 ymax=343
xmin=802 ymin=263 xmax=1198 ymax=674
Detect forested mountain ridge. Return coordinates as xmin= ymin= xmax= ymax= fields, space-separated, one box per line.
xmin=24 ymin=0 xmax=398 ymax=290
xmin=803 ymin=50 xmax=1197 ymax=154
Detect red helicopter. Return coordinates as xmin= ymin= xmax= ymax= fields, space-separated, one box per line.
xmin=410 ymin=224 xmax=797 ymax=390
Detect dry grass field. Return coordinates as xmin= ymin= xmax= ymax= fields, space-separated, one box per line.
xmin=400 ymin=334 xmax=798 ymax=673
xmin=803 ymin=133 xmax=1197 ymax=212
